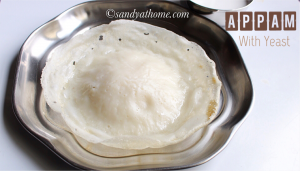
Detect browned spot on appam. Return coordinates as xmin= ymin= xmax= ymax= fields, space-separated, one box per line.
xmin=212 ymin=77 xmax=217 ymax=84
xmin=199 ymin=65 xmax=203 ymax=68
xmin=206 ymin=100 xmax=217 ymax=118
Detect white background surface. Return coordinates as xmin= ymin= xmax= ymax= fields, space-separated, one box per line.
xmin=0 ymin=0 xmax=299 ymax=170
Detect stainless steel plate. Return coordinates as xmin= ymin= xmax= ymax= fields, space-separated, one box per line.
xmin=13 ymin=1 xmax=253 ymax=170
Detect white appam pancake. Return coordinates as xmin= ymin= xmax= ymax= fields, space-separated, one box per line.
xmin=41 ymin=20 xmax=221 ymax=149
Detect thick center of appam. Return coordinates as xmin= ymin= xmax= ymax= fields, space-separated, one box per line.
xmin=63 ymin=49 xmax=186 ymax=136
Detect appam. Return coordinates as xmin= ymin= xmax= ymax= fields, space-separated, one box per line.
xmin=41 ymin=19 xmax=222 ymax=150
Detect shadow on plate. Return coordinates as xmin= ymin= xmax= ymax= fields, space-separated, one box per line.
xmin=2 ymin=54 xmax=76 ymax=170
